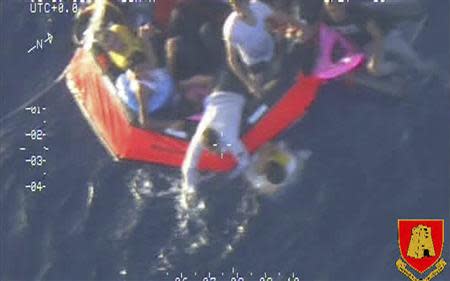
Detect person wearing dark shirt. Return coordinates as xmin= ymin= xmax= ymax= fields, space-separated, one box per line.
xmin=261 ymin=0 xmax=323 ymax=24
xmin=165 ymin=0 xmax=231 ymax=80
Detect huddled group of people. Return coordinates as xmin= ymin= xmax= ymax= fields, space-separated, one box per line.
xmin=78 ymin=0 xmax=433 ymax=189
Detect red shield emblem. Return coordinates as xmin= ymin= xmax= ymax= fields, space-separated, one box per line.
xmin=398 ymin=219 xmax=444 ymax=274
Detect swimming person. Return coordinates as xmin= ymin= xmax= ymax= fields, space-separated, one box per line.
xmin=323 ymin=1 xmax=434 ymax=77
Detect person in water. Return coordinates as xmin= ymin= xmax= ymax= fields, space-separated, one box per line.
xmin=323 ymin=1 xmax=434 ymax=77
xmin=223 ymin=0 xmax=311 ymax=97
xmin=98 ymin=24 xmax=214 ymax=129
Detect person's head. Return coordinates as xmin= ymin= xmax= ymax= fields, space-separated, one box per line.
xmin=98 ymin=24 xmax=146 ymax=71
xmin=263 ymin=160 xmax=287 ymax=185
xmin=201 ymin=127 xmax=221 ymax=152
xmin=323 ymin=0 xmax=348 ymax=22
xmin=229 ymin=0 xmax=250 ymax=12
xmin=128 ymin=52 xmax=150 ymax=73
xmin=97 ymin=27 xmax=125 ymax=53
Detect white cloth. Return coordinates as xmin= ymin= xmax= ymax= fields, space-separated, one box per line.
xmin=182 ymin=91 xmax=249 ymax=189
xmin=116 ymin=68 xmax=174 ymax=113
xmin=223 ymin=0 xmax=275 ymax=66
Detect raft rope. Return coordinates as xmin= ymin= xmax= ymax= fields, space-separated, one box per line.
xmin=0 ymin=67 xmax=68 ymax=124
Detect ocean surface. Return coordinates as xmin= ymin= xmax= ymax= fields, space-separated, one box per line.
xmin=1 ymin=1 xmax=449 ymax=280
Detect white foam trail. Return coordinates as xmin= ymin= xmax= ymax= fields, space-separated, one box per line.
xmin=112 ymin=168 xmax=177 ymax=249
xmin=65 ymin=182 xmax=96 ymax=236
xmin=174 ymin=179 xmax=210 ymax=253
xmin=154 ymin=176 xmax=211 ymax=271
xmin=127 ymin=168 xmax=154 ymax=201
xmin=6 ymin=188 xmax=29 ymax=238
xmin=32 ymin=228 xmax=53 ymax=281
xmin=152 ymin=177 xmax=264 ymax=271
xmin=87 ymin=183 xmax=95 ymax=207
xmin=150 ymin=153 xmax=312 ymax=271
xmin=217 ymin=148 xmax=313 ymax=257
xmin=220 ymin=189 xmax=260 ymax=259
xmin=105 ymin=169 xmax=150 ymax=241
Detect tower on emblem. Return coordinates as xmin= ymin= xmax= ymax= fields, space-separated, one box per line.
xmin=407 ymin=224 xmax=436 ymax=259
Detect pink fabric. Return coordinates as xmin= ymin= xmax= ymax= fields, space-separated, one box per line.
xmin=313 ymin=24 xmax=365 ymax=80
xmin=187 ymin=113 xmax=203 ymax=121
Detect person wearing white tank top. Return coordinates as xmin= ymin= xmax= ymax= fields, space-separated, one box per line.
xmin=182 ymin=1 xmax=309 ymax=189
xmin=223 ymin=0 xmax=309 ymax=98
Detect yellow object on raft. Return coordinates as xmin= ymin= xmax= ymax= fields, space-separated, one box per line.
xmin=107 ymin=24 xmax=145 ymax=71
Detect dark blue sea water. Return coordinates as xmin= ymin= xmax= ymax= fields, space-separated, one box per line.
xmin=1 ymin=1 xmax=449 ymax=280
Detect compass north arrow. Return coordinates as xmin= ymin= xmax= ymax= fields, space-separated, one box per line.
xmin=44 ymin=33 xmax=53 ymax=44
xmin=28 ymin=33 xmax=54 ymax=54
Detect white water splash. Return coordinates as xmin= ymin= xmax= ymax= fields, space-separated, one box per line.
xmin=155 ymin=177 xmax=211 ymax=271
xmin=220 ymin=189 xmax=260 ymax=259
xmin=245 ymin=144 xmax=313 ymax=195
xmin=153 ymin=173 xmax=266 ymax=272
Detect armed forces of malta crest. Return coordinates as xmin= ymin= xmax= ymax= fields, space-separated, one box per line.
xmin=396 ymin=219 xmax=447 ymax=281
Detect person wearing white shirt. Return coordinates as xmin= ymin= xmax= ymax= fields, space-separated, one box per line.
xmin=181 ymin=0 xmax=309 ymax=190
xmin=223 ymin=0 xmax=308 ymax=97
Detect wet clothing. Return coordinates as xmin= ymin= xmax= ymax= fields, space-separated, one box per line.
xmin=182 ymin=90 xmax=249 ymax=189
xmin=223 ymin=0 xmax=275 ymax=66
xmin=115 ymin=68 xmax=175 ymax=114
